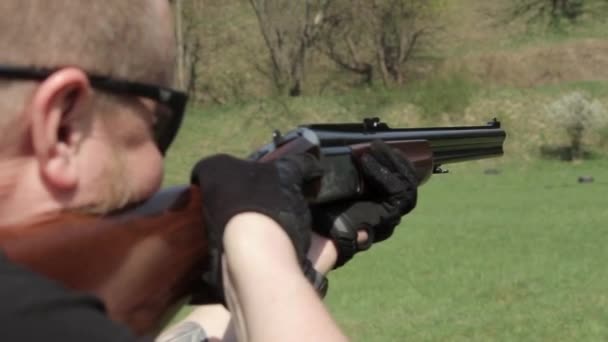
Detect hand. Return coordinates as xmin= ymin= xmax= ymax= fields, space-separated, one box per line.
xmin=191 ymin=153 xmax=323 ymax=301
xmin=312 ymin=140 xmax=418 ymax=268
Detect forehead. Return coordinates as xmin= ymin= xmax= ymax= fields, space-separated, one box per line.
xmin=151 ymin=0 xmax=174 ymax=28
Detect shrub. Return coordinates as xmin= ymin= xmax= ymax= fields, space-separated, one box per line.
xmin=408 ymin=74 xmax=480 ymax=119
xmin=545 ymin=91 xmax=608 ymax=159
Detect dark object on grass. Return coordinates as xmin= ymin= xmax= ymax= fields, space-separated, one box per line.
xmin=484 ymin=168 xmax=501 ymax=175
xmin=578 ymin=176 xmax=594 ymax=184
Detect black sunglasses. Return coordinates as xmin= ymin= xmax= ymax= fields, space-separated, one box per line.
xmin=0 ymin=65 xmax=188 ymax=154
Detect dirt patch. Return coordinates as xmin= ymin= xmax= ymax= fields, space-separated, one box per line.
xmin=445 ymin=39 xmax=608 ymax=87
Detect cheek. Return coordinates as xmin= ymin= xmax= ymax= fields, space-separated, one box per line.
xmin=124 ymin=142 xmax=164 ymax=201
xmin=106 ymin=109 xmax=164 ymax=200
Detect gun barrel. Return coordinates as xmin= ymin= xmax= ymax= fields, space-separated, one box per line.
xmin=303 ymin=121 xmax=506 ymax=166
xmin=251 ymin=119 xmax=507 ymax=204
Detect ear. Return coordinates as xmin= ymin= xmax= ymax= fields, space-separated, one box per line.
xmin=28 ymin=68 xmax=92 ymax=191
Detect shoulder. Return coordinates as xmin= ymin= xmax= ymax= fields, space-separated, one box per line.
xmin=0 ymin=252 xmax=104 ymax=312
xmin=0 ymin=253 xmax=137 ymax=341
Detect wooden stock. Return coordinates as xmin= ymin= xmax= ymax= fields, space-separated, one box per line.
xmin=0 ymin=185 xmax=206 ymax=336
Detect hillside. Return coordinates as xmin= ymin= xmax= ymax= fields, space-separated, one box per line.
xmin=435 ymin=0 xmax=608 ymax=87
xmin=185 ymin=0 xmax=607 ymax=98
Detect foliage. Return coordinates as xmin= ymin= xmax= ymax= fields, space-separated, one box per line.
xmin=545 ymin=91 xmax=608 ymax=158
xmin=507 ymin=0 xmax=608 ymax=30
xmin=172 ymin=0 xmax=608 ymax=103
xmin=248 ymin=0 xmax=331 ymax=96
xmin=407 ymin=74 xmax=480 ymax=118
xmin=316 ymin=0 xmax=437 ymax=87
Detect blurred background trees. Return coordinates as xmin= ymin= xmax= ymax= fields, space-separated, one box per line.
xmin=316 ymin=0 xmax=436 ymax=87
xmin=248 ymin=0 xmax=331 ymax=96
xmin=173 ymin=0 xmax=607 ymax=102
xmin=173 ymin=0 xmax=447 ymax=99
xmin=169 ymin=0 xmax=608 ymax=162
xmin=173 ymin=0 xmax=203 ymax=95
xmin=510 ymin=0 xmax=585 ymax=27
xmin=505 ymin=0 xmax=608 ymax=29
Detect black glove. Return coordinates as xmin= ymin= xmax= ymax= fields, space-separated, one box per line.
xmin=191 ymin=153 xmax=323 ymax=302
xmin=313 ymin=140 xmax=418 ymax=268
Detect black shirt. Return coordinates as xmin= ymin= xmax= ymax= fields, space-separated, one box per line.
xmin=0 ymin=253 xmax=142 ymax=341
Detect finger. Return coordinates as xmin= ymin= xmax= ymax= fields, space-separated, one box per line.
xmin=373 ymin=219 xmax=399 ymax=242
xmin=356 ymin=230 xmax=369 ymax=244
xmin=390 ymin=150 xmax=419 ymax=188
xmin=374 ymin=147 xmax=418 ymax=214
xmin=356 ymin=226 xmax=373 ymax=251
xmin=360 ymin=153 xmax=407 ymax=196
xmin=403 ymin=194 xmax=417 ymax=214
xmin=280 ymin=153 xmax=324 ymax=183
xmin=368 ymin=140 xmax=396 ymax=170
xmin=369 ymin=140 xmax=419 ymax=187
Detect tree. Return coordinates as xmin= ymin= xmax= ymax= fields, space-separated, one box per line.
xmin=248 ymin=0 xmax=331 ymax=96
xmin=172 ymin=0 xmax=203 ymax=95
xmin=315 ymin=1 xmax=376 ymax=86
xmin=174 ymin=0 xmax=185 ymax=89
xmin=317 ymin=0 xmax=434 ymax=87
xmin=506 ymin=0 xmax=608 ymax=28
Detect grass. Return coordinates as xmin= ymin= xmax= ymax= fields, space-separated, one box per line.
xmin=325 ymin=159 xmax=608 ymax=341
xmin=163 ymin=78 xmax=608 ymax=186
xmin=407 ymin=74 xmax=481 ymax=118
xmin=165 ymin=138 xmax=608 ymax=340
xmin=162 ymin=1 xmax=608 ymax=339
xmin=163 ymin=91 xmax=608 ymax=340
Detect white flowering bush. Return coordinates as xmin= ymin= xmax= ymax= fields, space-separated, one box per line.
xmin=545 ymin=91 xmax=608 ymax=159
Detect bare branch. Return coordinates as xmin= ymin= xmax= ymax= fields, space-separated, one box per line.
xmin=248 ymin=0 xmax=327 ymax=96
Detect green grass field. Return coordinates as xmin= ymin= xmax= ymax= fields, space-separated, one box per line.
xmin=163 ymin=1 xmax=608 ymax=339
xmin=164 ymin=102 xmax=608 ymax=340
xmin=325 ymin=159 xmax=608 ymax=341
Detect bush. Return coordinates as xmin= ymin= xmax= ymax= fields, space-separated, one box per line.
xmin=545 ymin=91 xmax=608 ymax=159
xmin=407 ymin=74 xmax=480 ymax=119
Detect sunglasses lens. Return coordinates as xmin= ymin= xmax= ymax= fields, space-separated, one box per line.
xmin=153 ymin=103 xmax=183 ymax=154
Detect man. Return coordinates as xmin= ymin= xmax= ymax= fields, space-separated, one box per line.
xmin=0 ymin=1 xmax=418 ymax=341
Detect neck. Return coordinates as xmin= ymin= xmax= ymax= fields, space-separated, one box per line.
xmin=0 ymin=157 xmax=62 ymax=226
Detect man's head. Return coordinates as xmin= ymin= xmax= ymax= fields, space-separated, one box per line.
xmin=0 ymin=0 xmax=181 ymax=225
